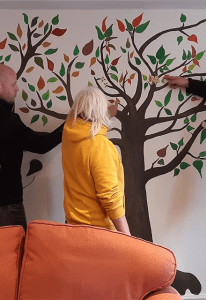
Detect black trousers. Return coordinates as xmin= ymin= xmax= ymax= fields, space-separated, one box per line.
xmin=0 ymin=202 xmax=27 ymax=232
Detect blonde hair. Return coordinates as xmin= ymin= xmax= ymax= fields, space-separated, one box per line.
xmin=68 ymin=86 xmax=111 ymax=139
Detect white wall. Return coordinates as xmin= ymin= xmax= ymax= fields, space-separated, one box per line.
xmin=0 ymin=2 xmax=205 ymax=298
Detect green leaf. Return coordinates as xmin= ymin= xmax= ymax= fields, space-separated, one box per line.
xmin=42 ymin=90 xmax=50 ymax=100
xmin=190 ymin=114 xmax=197 ymax=122
xmin=187 ymin=50 xmax=191 ymax=60
xmin=33 ymin=33 xmax=43 ymax=39
xmin=22 ymin=77 xmax=27 ymax=83
xmin=177 ymin=36 xmax=183 ymax=45
xmin=164 ymin=89 xmax=172 ymax=106
xmin=111 ymin=74 xmax=118 ymax=82
xmin=180 ymin=14 xmax=187 ymax=23
xmin=88 ymin=82 xmax=93 ymax=86
xmin=196 ymin=51 xmax=206 ymax=60
xmin=120 ymin=47 xmax=127 ymax=53
xmin=187 ymin=125 xmax=194 ymax=132
xmin=34 ymin=57 xmax=44 ymax=69
xmin=166 ymin=58 xmax=176 ymax=66
xmin=124 ymin=19 xmax=133 ymax=31
xmin=200 ymin=151 xmax=206 ymax=157
xmin=158 ymin=159 xmax=164 ymax=165
xmin=47 ymin=100 xmax=52 ymax=109
xmin=182 ymin=50 xmax=187 ymax=60
xmin=187 ymin=70 xmax=192 ymax=74
xmin=59 ymin=63 xmax=65 ymax=76
xmin=44 ymin=23 xmax=49 ymax=35
xmin=52 ymin=15 xmax=59 ymax=25
xmin=178 ymin=138 xmax=184 ymax=147
xmin=111 ymin=66 xmax=118 ymax=73
xmin=0 ymin=56 xmax=3 ymax=61
xmin=193 ymin=160 xmax=203 ymax=178
xmin=147 ymin=55 xmax=156 ymax=65
xmin=143 ymin=75 xmax=147 ymax=81
xmin=44 ymin=48 xmax=58 ymax=55
xmin=42 ymin=115 xmax=48 ymax=126
xmin=200 ymin=129 xmax=206 ymax=144
xmin=164 ymin=108 xmax=172 ymax=115
xmin=135 ymin=57 xmax=141 ymax=65
xmin=105 ymin=55 xmax=109 ymax=65
xmin=22 ymin=13 xmax=28 ymax=25
xmin=170 ymin=142 xmax=178 ymax=150
xmin=22 ymin=90 xmax=28 ymax=101
xmin=95 ymin=47 xmax=100 ymax=58
xmin=31 ymin=16 xmax=39 ymax=27
xmin=156 ymin=45 xmax=165 ymax=60
xmin=144 ymin=82 xmax=148 ymax=90
xmin=188 ymin=65 xmax=195 ymax=71
xmin=159 ymin=54 xmax=170 ymax=65
xmin=180 ymin=162 xmax=190 ymax=169
xmin=184 ymin=117 xmax=189 ymax=124
xmin=56 ymin=96 xmax=66 ymax=101
xmin=7 ymin=32 xmax=18 ymax=41
xmin=47 ymin=77 xmax=58 ymax=83
xmin=5 ymin=55 xmax=11 ymax=62
xmin=155 ymin=100 xmax=163 ymax=107
xmin=28 ymin=84 xmax=35 ymax=92
xmin=104 ymin=24 xmax=113 ymax=38
xmin=178 ymin=90 xmax=184 ymax=101
xmin=174 ymin=168 xmax=180 ymax=176
xmin=163 ymin=66 xmax=169 ymax=71
xmin=95 ymin=26 xmax=105 ymax=40
xmin=8 ymin=44 xmax=19 ymax=52
xmin=73 ymin=45 xmax=79 ymax=56
xmin=135 ymin=21 xmax=150 ymax=33
xmin=31 ymin=115 xmax=39 ymax=124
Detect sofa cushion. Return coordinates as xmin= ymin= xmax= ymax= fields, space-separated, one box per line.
xmin=0 ymin=225 xmax=25 ymax=300
xmin=18 ymin=220 xmax=176 ymax=300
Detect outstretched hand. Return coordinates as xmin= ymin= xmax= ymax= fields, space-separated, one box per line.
xmin=164 ymin=75 xmax=189 ymax=89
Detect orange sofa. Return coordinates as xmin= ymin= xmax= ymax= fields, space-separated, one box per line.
xmin=0 ymin=220 xmax=182 ymax=300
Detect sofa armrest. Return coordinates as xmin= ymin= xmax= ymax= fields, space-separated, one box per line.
xmin=144 ymin=286 xmax=183 ymax=300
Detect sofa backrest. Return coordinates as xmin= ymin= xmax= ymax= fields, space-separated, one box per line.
xmin=18 ymin=220 xmax=176 ymax=300
xmin=0 ymin=225 xmax=25 ymax=300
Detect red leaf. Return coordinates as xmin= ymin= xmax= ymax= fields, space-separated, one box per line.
xmin=193 ymin=59 xmax=200 ymax=67
xmin=102 ymin=17 xmax=107 ymax=33
xmin=0 ymin=38 xmax=7 ymax=49
xmin=52 ymin=28 xmax=67 ymax=37
xmin=191 ymin=96 xmax=200 ymax=101
xmin=19 ymin=107 xmax=29 ymax=113
xmin=109 ymin=100 xmax=114 ymax=103
xmin=188 ymin=34 xmax=198 ymax=43
xmin=22 ymin=43 xmax=26 ymax=51
xmin=116 ymin=19 xmax=125 ymax=32
xmin=47 ymin=58 xmax=54 ymax=71
xmin=191 ymin=45 xmax=196 ymax=58
xmin=111 ymin=56 xmax=121 ymax=66
xmin=127 ymin=79 xmax=131 ymax=85
xmin=106 ymin=45 xmax=110 ymax=55
xmin=37 ymin=76 xmax=45 ymax=91
xmin=132 ymin=13 xmax=143 ymax=28
xmin=182 ymin=66 xmax=187 ymax=73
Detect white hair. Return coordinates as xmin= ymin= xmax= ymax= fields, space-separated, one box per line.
xmin=67 ymin=86 xmax=111 ymax=139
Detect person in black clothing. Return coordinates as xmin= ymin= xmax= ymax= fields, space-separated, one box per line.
xmin=0 ymin=64 xmax=64 ymax=231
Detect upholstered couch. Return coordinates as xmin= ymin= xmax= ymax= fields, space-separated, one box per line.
xmin=1 ymin=220 xmax=182 ymax=300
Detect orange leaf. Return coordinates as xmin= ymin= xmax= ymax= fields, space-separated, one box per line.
xmin=188 ymin=34 xmax=198 ymax=43
xmin=90 ymin=57 xmax=96 ymax=67
xmin=191 ymin=96 xmax=200 ymax=101
xmin=22 ymin=43 xmax=26 ymax=51
xmin=182 ymin=66 xmax=187 ymax=73
xmin=111 ymin=56 xmax=121 ymax=66
xmin=130 ymin=51 xmax=134 ymax=58
xmin=72 ymin=71 xmax=79 ymax=77
xmin=64 ymin=54 xmax=69 ymax=63
xmin=19 ymin=107 xmax=30 ymax=113
xmin=38 ymin=20 xmax=44 ymax=28
xmin=37 ymin=76 xmax=45 ymax=91
xmin=119 ymin=73 xmax=124 ymax=83
xmin=127 ymin=79 xmax=131 ymax=85
xmin=116 ymin=98 xmax=120 ymax=103
xmin=132 ymin=13 xmax=143 ymax=28
xmin=130 ymin=73 xmax=135 ymax=80
xmin=191 ymin=45 xmax=196 ymax=58
xmin=17 ymin=23 xmax=22 ymax=39
xmin=26 ymin=66 xmax=34 ymax=73
xmin=193 ymin=59 xmax=200 ymax=67
xmin=52 ymin=28 xmax=67 ymax=37
xmin=42 ymin=42 xmax=51 ymax=48
xmin=116 ymin=19 xmax=125 ymax=32
xmin=47 ymin=58 xmax=54 ymax=72
xmin=0 ymin=38 xmax=7 ymax=50
xmin=102 ymin=17 xmax=107 ymax=33
xmin=52 ymin=86 xmax=64 ymax=94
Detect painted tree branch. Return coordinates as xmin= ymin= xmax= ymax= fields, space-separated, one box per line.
xmin=128 ymin=53 xmax=143 ymax=105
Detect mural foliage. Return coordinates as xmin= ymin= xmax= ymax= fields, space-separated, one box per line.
xmin=1 ymin=11 xmax=206 ymax=295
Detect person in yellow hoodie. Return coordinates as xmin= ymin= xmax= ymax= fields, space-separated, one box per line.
xmin=62 ymin=86 xmax=131 ymax=235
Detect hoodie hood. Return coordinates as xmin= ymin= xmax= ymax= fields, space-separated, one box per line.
xmin=64 ymin=117 xmax=108 ymax=142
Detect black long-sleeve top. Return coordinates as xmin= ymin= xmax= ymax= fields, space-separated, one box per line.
xmin=186 ymin=78 xmax=206 ymax=99
xmin=0 ymin=98 xmax=64 ymax=206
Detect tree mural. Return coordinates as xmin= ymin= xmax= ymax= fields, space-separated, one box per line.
xmin=1 ymin=12 xmax=206 ymax=295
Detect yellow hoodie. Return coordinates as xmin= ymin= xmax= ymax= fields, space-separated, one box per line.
xmin=62 ymin=118 xmax=125 ymax=230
